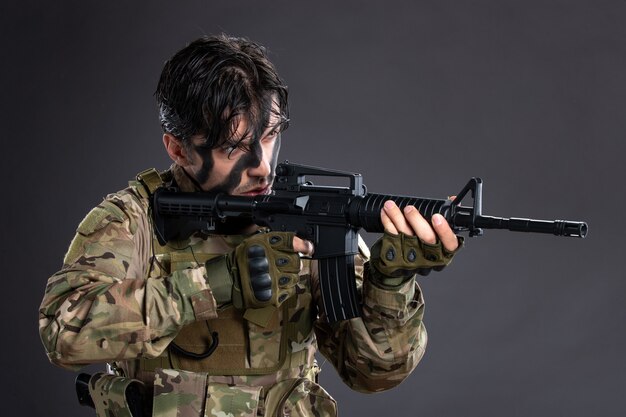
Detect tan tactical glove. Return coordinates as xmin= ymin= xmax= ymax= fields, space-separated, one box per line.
xmin=368 ymin=231 xmax=463 ymax=288
xmin=205 ymin=231 xmax=301 ymax=309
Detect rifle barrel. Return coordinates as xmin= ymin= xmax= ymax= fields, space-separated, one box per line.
xmin=454 ymin=214 xmax=588 ymax=238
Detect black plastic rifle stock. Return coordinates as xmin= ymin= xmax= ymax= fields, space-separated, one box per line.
xmin=151 ymin=161 xmax=587 ymax=323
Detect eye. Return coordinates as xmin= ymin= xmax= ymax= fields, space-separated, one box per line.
xmin=264 ymin=129 xmax=280 ymax=141
xmin=219 ymin=143 xmax=240 ymax=159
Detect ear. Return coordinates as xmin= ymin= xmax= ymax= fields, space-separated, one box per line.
xmin=163 ymin=133 xmax=192 ymax=166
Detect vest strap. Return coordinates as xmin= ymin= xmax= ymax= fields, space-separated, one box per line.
xmin=136 ymin=168 xmax=163 ymax=194
xmin=205 ymin=254 xmax=235 ymax=306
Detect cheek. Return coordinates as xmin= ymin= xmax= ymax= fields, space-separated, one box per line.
xmin=193 ymin=146 xmax=216 ymax=186
xmin=268 ymin=136 xmax=281 ymax=173
xmin=216 ymin=145 xmax=261 ymax=193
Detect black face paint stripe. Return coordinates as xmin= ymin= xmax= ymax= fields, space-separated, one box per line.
xmin=193 ymin=145 xmax=215 ymax=186
xmin=209 ymin=138 xmax=262 ymax=194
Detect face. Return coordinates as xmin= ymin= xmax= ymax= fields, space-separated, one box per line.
xmin=182 ymin=101 xmax=283 ymax=196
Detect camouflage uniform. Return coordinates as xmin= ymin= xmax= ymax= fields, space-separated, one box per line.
xmin=39 ymin=164 xmax=427 ymax=417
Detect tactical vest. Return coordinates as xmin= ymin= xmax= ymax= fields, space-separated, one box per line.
xmin=88 ymin=168 xmax=333 ymax=417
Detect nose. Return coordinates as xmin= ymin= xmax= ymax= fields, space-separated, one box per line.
xmin=246 ymin=149 xmax=271 ymax=179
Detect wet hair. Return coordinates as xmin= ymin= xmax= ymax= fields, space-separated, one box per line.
xmin=155 ymin=34 xmax=289 ymax=153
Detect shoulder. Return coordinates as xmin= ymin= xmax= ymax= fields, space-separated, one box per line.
xmin=75 ymin=184 xmax=149 ymax=239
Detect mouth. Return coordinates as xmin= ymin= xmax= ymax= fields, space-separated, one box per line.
xmin=239 ymin=185 xmax=271 ymax=196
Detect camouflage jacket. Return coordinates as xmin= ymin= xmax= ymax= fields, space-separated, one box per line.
xmin=39 ymin=164 xmax=427 ymax=417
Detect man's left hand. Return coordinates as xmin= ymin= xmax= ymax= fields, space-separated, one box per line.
xmin=368 ymin=200 xmax=463 ymax=286
xmin=381 ymin=200 xmax=459 ymax=252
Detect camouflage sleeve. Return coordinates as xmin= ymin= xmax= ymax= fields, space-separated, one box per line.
xmin=313 ymin=237 xmax=427 ymax=393
xmin=38 ymin=189 xmax=218 ymax=370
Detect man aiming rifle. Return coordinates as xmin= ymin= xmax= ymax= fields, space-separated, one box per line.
xmin=39 ymin=34 xmax=461 ymax=417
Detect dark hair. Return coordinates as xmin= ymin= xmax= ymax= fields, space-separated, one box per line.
xmin=155 ymin=34 xmax=289 ymax=151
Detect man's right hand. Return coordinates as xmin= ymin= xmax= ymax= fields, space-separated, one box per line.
xmin=231 ymin=232 xmax=312 ymax=309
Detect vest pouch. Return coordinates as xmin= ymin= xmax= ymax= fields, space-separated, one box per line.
xmin=88 ymin=372 xmax=147 ymax=417
xmin=205 ymin=382 xmax=262 ymax=417
xmin=151 ymin=368 xmax=262 ymax=417
xmin=263 ymin=377 xmax=337 ymax=417
xmin=168 ymin=306 xmax=248 ymax=373
xmin=152 ymin=368 xmax=207 ymax=417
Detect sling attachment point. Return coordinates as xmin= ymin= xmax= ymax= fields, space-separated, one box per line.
xmin=168 ymin=332 xmax=219 ymax=359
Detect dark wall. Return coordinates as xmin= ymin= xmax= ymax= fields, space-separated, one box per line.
xmin=3 ymin=1 xmax=625 ymax=416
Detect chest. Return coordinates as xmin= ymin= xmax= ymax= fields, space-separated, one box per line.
xmin=148 ymin=233 xmax=317 ymax=374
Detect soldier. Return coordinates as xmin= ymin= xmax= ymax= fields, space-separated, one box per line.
xmin=39 ymin=34 xmax=461 ymax=417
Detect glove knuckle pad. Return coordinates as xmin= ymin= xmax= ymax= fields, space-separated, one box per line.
xmin=247 ymin=244 xmax=266 ymax=259
xmin=248 ymin=256 xmax=270 ymax=275
xmin=267 ymin=232 xmax=294 ymax=251
xmin=234 ymin=232 xmax=302 ymax=309
xmin=250 ymin=272 xmax=271 ymax=292
xmin=254 ymin=288 xmax=273 ymax=302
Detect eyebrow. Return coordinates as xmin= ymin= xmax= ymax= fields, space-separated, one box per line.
xmin=265 ymin=117 xmax=289 ymax=133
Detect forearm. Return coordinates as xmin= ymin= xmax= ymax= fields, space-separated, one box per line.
xmin=38 ymin=190 xmax=218 ymax=369
xmin=352 ymin=277 xmax=426 ymax=390
xmin=314 ymin=257 xmax=426 ymax=393
xmin=39 ymin=263 xmax=217 ymax=369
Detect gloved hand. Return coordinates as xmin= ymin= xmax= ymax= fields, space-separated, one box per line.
xmin=206 ymin=231 xmax=308 ymax=309
xmin=367 ymin=201 xmax=464 ymax=289
xmin=369 ymin=230 xmax=463 ymax=288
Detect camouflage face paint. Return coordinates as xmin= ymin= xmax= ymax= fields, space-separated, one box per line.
xmin=214 ymin=135 xmax=281 ymax=234
xmin=189 ymin=135 xmax=261 ymax=192
xmin=191 ymin=144 xmax=215 ymax=188
xmin=199 ymin=134 xmax=281 ymax=196
xmin=212 ymin=138 xmax=263 ymax=195
xmin=190 ymin=94 xmax=283 ymax=195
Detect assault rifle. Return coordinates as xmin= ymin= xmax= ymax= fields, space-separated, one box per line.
xmin=151 ymin=161 xmax=587 ymax=323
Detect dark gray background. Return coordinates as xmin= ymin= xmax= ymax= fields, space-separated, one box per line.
xmin=2 ymin=1 xmax=625 ymax=416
